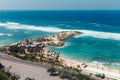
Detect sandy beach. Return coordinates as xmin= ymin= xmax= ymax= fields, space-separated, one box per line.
xmin=61 ymin=57 xmax=120 ymax=80
xmin=1 ymin=50 xmax=120 ymax=80
xmin=1 ymin=31 xmax=120 ymax=80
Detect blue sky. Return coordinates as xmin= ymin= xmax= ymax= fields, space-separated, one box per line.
xmin=0 ymin=0 xmax=120 ymax=10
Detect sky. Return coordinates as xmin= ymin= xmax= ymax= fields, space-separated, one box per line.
xmin=0 ymin=0 xmax=120 ymax=10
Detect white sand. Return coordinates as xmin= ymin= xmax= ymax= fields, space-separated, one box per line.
xmin=61 ymin=57 xmax=120 ymax=80
xmin=84 ymin=67 xmax=120 ymax=80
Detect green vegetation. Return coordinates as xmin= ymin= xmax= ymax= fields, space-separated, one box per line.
xmin=6 ymin=45 xmax=61 ymax=67
xmin=47 ymin=67 xmax=56 ymax=73
xmin=47 ymin=67 xmax=95 ymax=80
xmin=0 ymin=39 xmax=106 ymax=80
xmin=95 ymin=73 xmax=105 ymax=79
xmin=0 ymin=68 xmax=35 ymax=80
xmin=76 ymin=74 xmax=95 ymax=80
xmin=25 ymin=77 xmax=35 ymax=80
xmin=0 ymin=69 xmax=20 ymax=80
xmin=47 ymin=67 xmax=59 ymax=76
xmin=9 ymin=45 xmax=19 ymax=54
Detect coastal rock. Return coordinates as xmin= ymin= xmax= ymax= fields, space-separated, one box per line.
xmin=34 ymin=31 xmax=82 ymax=47
xmin=55 ymin=31 xmax=83 ymax=41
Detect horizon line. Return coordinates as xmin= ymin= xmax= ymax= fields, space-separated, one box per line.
xmin=0 ymin=9 xmax=120 ymax=11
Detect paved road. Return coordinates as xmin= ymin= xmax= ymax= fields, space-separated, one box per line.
xmin=0 ymin=52 xmax=62 ymax=80
xmin=1 ymin=52 xmax=119 ymax=80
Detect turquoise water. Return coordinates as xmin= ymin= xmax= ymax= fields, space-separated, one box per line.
xmin=0 ymin=11 xmax=120 ymax=68
xmin=51 ymin=37 xmax=120 ymax=68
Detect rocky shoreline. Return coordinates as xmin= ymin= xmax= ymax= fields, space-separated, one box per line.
xmin=33 ymin=31 xmax=82 ymax=47
xmin=0 ymin=31 xmax=120 ymax=80
xmin=0 ymin=31 xmax=82 ymax=65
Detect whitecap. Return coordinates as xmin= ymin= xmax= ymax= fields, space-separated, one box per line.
xmin=74 ymin=30 xmax=120 ymax=41
xmin=91 ymin=61 xmax=105 ymax=67
xmin=0 ymin=22 xmax=120 ymax=41
xmin=111 ymin=63 xmax=120 ymax=66
xmin=0 ymin=22 xmax=65 ymax=32
xmin=0 ymin=33 xmax=12 ymax=36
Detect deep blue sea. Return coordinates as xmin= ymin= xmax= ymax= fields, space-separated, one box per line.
xmin=0 ymin=10 xmax=120 ymax=69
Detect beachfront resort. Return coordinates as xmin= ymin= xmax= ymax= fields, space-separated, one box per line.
xmin=0 ymin=31 xmax=120 ymax=80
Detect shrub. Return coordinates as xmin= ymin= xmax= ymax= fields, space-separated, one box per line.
xmin=47 ymin=67 xmax=56 ymax=73
xmin=0 ymin=69 xmax=20 ymax=80
xmin=95 ymin=73 xmax=105 ymax=79
xmin=25 ymin=77 xmax=35 ymax=80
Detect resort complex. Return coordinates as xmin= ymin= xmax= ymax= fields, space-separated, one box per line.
xmin=0 ymin=31 xmax=120 ymax=80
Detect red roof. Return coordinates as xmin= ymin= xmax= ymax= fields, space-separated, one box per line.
xmin=21 ymin=39 xmax=29 ymax=44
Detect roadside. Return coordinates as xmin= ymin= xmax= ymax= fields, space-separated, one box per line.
xmin=0 ymin=52 xmax=62 ymax=80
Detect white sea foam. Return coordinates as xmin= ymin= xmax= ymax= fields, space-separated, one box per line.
xmin=0 ymin=33 xmax=12 ymax=36
xmin=0 ymin=22 xmax=65 ymax=32
xmin=0 ymin=22 xmax=120 ymax=40
xmin=112 ymin=63 xmax=120 ymax=66
xmin=74 ymin=30 xmax=120 ymax=41
xmin=91 ymin=61 xmax=120 ymax=68
xmin=91 ymin=61 xmax=104 ymax=65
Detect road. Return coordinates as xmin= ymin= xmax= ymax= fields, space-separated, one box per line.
xmin=0 ymin=52 xmax=62 ymax=80
xmin=1 ymin=52 xmax=120 ymax=80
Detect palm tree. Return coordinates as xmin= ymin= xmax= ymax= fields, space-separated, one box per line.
xmin=39 ymin=53 xmax=43 ymax=62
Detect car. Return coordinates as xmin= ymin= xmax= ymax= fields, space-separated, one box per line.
xmin=0 ymin=63 xmax=5 ymax=69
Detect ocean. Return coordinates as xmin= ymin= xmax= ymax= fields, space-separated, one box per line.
xmin=0 ymin=10 xmax=120 ymax=69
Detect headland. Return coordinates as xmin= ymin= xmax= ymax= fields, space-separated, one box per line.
xmin=0 ymin=31 xmax=120 ymax=80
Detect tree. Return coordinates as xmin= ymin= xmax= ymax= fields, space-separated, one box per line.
xmin=0 ymin=69 xmax=20 ymax=80
xmin=9 ymin=45 xmax=19 ymax=54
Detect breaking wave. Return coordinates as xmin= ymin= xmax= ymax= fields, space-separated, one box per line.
xmin=0 ymin=33 xmax=12 ymax=36
xmin=112 ymin=63 xmax=120 ymax=66
xmin=91 ymin=61 xmax=120 ymax=69
xmin=0 ymin=22 xmax=64 ymax=32
xmin=74 ymin=30 xmax=120 ymax=41
xmin=0 ymin=22 xmax=120 ymax=40
xmin=91 ymin=61 xmax=105 ymax=66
